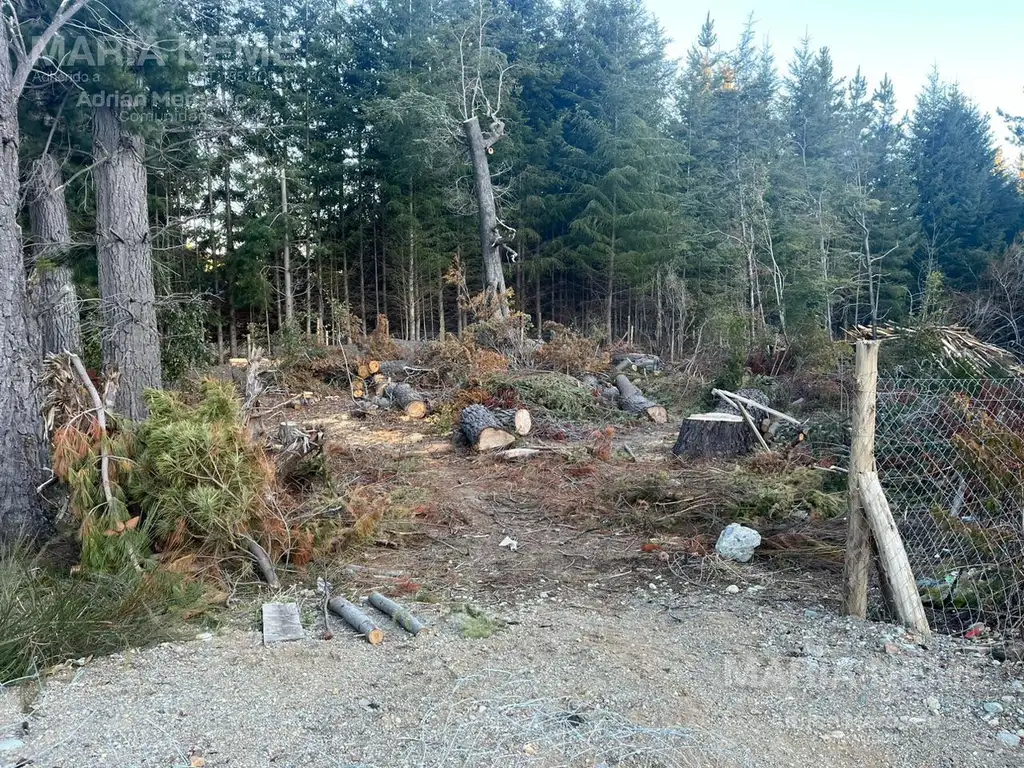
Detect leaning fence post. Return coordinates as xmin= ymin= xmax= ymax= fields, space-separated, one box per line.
xmin=842 ymin=339 xmax=878 ymax=618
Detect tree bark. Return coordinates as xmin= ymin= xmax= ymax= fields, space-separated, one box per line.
xmin=463 ymin=116 xmax=508 ymax=317
xmin=0 ymin=2 xmax=93 ymax=539
xmin=281 ymin=167 xmax=294 ymax=329
xmin=26 ymin=152 xmax=81 ymax=357
xmin=93 ymin=106 xmax=162 ymax=420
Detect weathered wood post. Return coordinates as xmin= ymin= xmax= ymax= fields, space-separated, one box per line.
xmin=842 ymin=340 xmax=878 ymax=618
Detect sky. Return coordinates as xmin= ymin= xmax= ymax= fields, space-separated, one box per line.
xmin=644 ymin=0 xmax=1024 ymax=152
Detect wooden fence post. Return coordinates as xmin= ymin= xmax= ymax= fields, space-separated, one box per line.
xmin=842 ymin=339 xmax=878 ymax=618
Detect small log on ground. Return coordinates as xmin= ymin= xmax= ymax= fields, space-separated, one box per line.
xmin=327 ymin=596 xmax=384 ymax=644
xmin=672 ymin=412 xmax=750 ymax=458
xmin=367 ymin=359 xmax=381 ymax=375
xmin=614 ymin=374 xmax=667 ymax=423
xmin=458 ymin=404 xmax=516 ymax=451
xmin=383 ymin=382 xmax=428 ymax=418
xmin=492 ymin=407 xmax=532 ymax=436
xmin=356 ymin=362 xmax=371 ymax=380
xmin=368 ymin=591 xmax=426 ymax=635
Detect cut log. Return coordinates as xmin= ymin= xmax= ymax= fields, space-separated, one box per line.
xmin=492 ymin=407 xmax=532 ymax=436
xmin=672 ymin=412 xmax=751 ymax=459
xmin=383 ymin=382 xmax=428 ymax=419
xmin=458 ymin=404 xmax=516 ymax=451
xmin=356 ymin=362 xmax=371 ymax=380
xmin=858 ymin=471 xmax=931 ymax=638
xmin=368 ymin=591 xmax=426 ymax=635
xmin=614 ymin=374 xmax=668 ymax=423
xmin=367 ymin=359 xmax=381 ymax=375
xmin=351 ymin=378 xmax=366 ymax=399
xmin=327 ymin=596 xmax=384 ymax=644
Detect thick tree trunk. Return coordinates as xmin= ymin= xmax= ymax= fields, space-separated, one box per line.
xmin=462 ymin=116 xmax=508 ymax=317
xmin=93 ymin=106 xmax=162 ymax=420
xmin=26 ymin=153 xmax=81 ymax=356
xmin=0 ymin=60 xmax=47 ymax=539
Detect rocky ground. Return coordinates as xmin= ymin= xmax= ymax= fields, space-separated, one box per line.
xmin=3 ymin=407 xmax=1023 ymax=768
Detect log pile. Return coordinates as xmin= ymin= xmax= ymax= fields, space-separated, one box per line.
xmin=613 ymin=352 xmax=663 ymax=374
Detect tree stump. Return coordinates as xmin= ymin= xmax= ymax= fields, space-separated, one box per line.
xmin=672 ymin=412 xmax=750 ymax=458
xmin=614 ymin=374 xmax=667 ymax=423
xmin=672 ymin=388 xmax=770 ymax=459
xmin=458 ymin=404 xmax=516 ymax=451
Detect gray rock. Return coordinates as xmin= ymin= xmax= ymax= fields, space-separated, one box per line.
xmin=925 ymin=696 xmax=940 ymax=714
xmin=996 ymin=730 xmax=1021 ymax=748
xmin=715 ymin=523 xmax=762 ymax=563
xmin=984 ymin=701 xmax=1005 ymax=715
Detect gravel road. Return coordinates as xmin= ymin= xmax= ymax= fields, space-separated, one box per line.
xmin=3 ymin=581 xmax=1022 ymax=768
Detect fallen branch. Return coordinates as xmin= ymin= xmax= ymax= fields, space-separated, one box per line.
xmin=327 ymin=596 xmax=384 ymax=644
xmin=368 ymin=591 xmax=426 ymax=635
xmin=68 ymin=354 xmax=114 ymax=514
xmin=711 ymin=388 xmax=801 ymax=426
xmin=241 ymin=536 xmax=280 ymax=589
xmin=495 ymin=448 xmax=542 ymax=461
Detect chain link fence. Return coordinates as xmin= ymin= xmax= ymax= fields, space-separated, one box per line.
xmin=875 ymin=374 xmax=1024 ymax=637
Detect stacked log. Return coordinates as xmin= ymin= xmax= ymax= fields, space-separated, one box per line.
xmin=458 ymin=404 xmax=517 ymax=451
xmin=614 ymin=374 xmax=668 ymax=423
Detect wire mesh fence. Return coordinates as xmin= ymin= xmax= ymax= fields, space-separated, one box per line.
xmin=875 ymin=374 xmax=1024 ymax=638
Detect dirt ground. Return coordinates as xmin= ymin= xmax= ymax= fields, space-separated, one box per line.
xmin=3 ymin=401 xmax=1023 ymax=768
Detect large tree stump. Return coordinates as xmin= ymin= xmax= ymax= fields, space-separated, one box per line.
xmin=492 ymin=407 xmax=532 ymax=436
xmin=672 ymin=412 xmax=750 ymax=458
xmin=672 ymin=388 xmax=771 ymax=459
xmin=458 ymin=404 xmax=516 ymax=451
xmin=383 ymin=382 xmax=427 ymax=419
xmin=614 ymin=374 xmax=667 ymax=423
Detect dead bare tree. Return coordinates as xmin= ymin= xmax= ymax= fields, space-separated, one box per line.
xmin=456 ymin=2 xmax=515 ymax=319
xmin=0 ymin=0 xmax=91 ymax=539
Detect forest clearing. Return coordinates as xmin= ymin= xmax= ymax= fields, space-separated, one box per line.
xmin=2 ymin=0 xmax=1024 ymax=766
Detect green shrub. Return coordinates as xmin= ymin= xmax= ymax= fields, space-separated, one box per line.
xmin=0 ymin=545 xmax=202 ymax=684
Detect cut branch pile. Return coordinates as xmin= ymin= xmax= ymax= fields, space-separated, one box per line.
xmin=613 ymin=352 xmax=663 ymax=374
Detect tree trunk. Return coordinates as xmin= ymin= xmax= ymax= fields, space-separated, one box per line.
xmin=27 ymin=152 xmax=80 ymax=356
xmin=0 ymin=46 xmax=46 ymax=538
xmin=93 ymin=106 xmax=162 ymax=420
xmin=462 ymin=116 xmax=508 ymax=317
xmin=280 ymin=167 xmax=294 ymax=329
xmin=224 ymin=159 xmax=238 ymax=357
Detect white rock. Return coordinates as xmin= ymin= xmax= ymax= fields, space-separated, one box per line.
xmin=715 ymin=523 xmax=762 ymax=563
xmin=725 ymin=584 xmax=740 ymax=594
